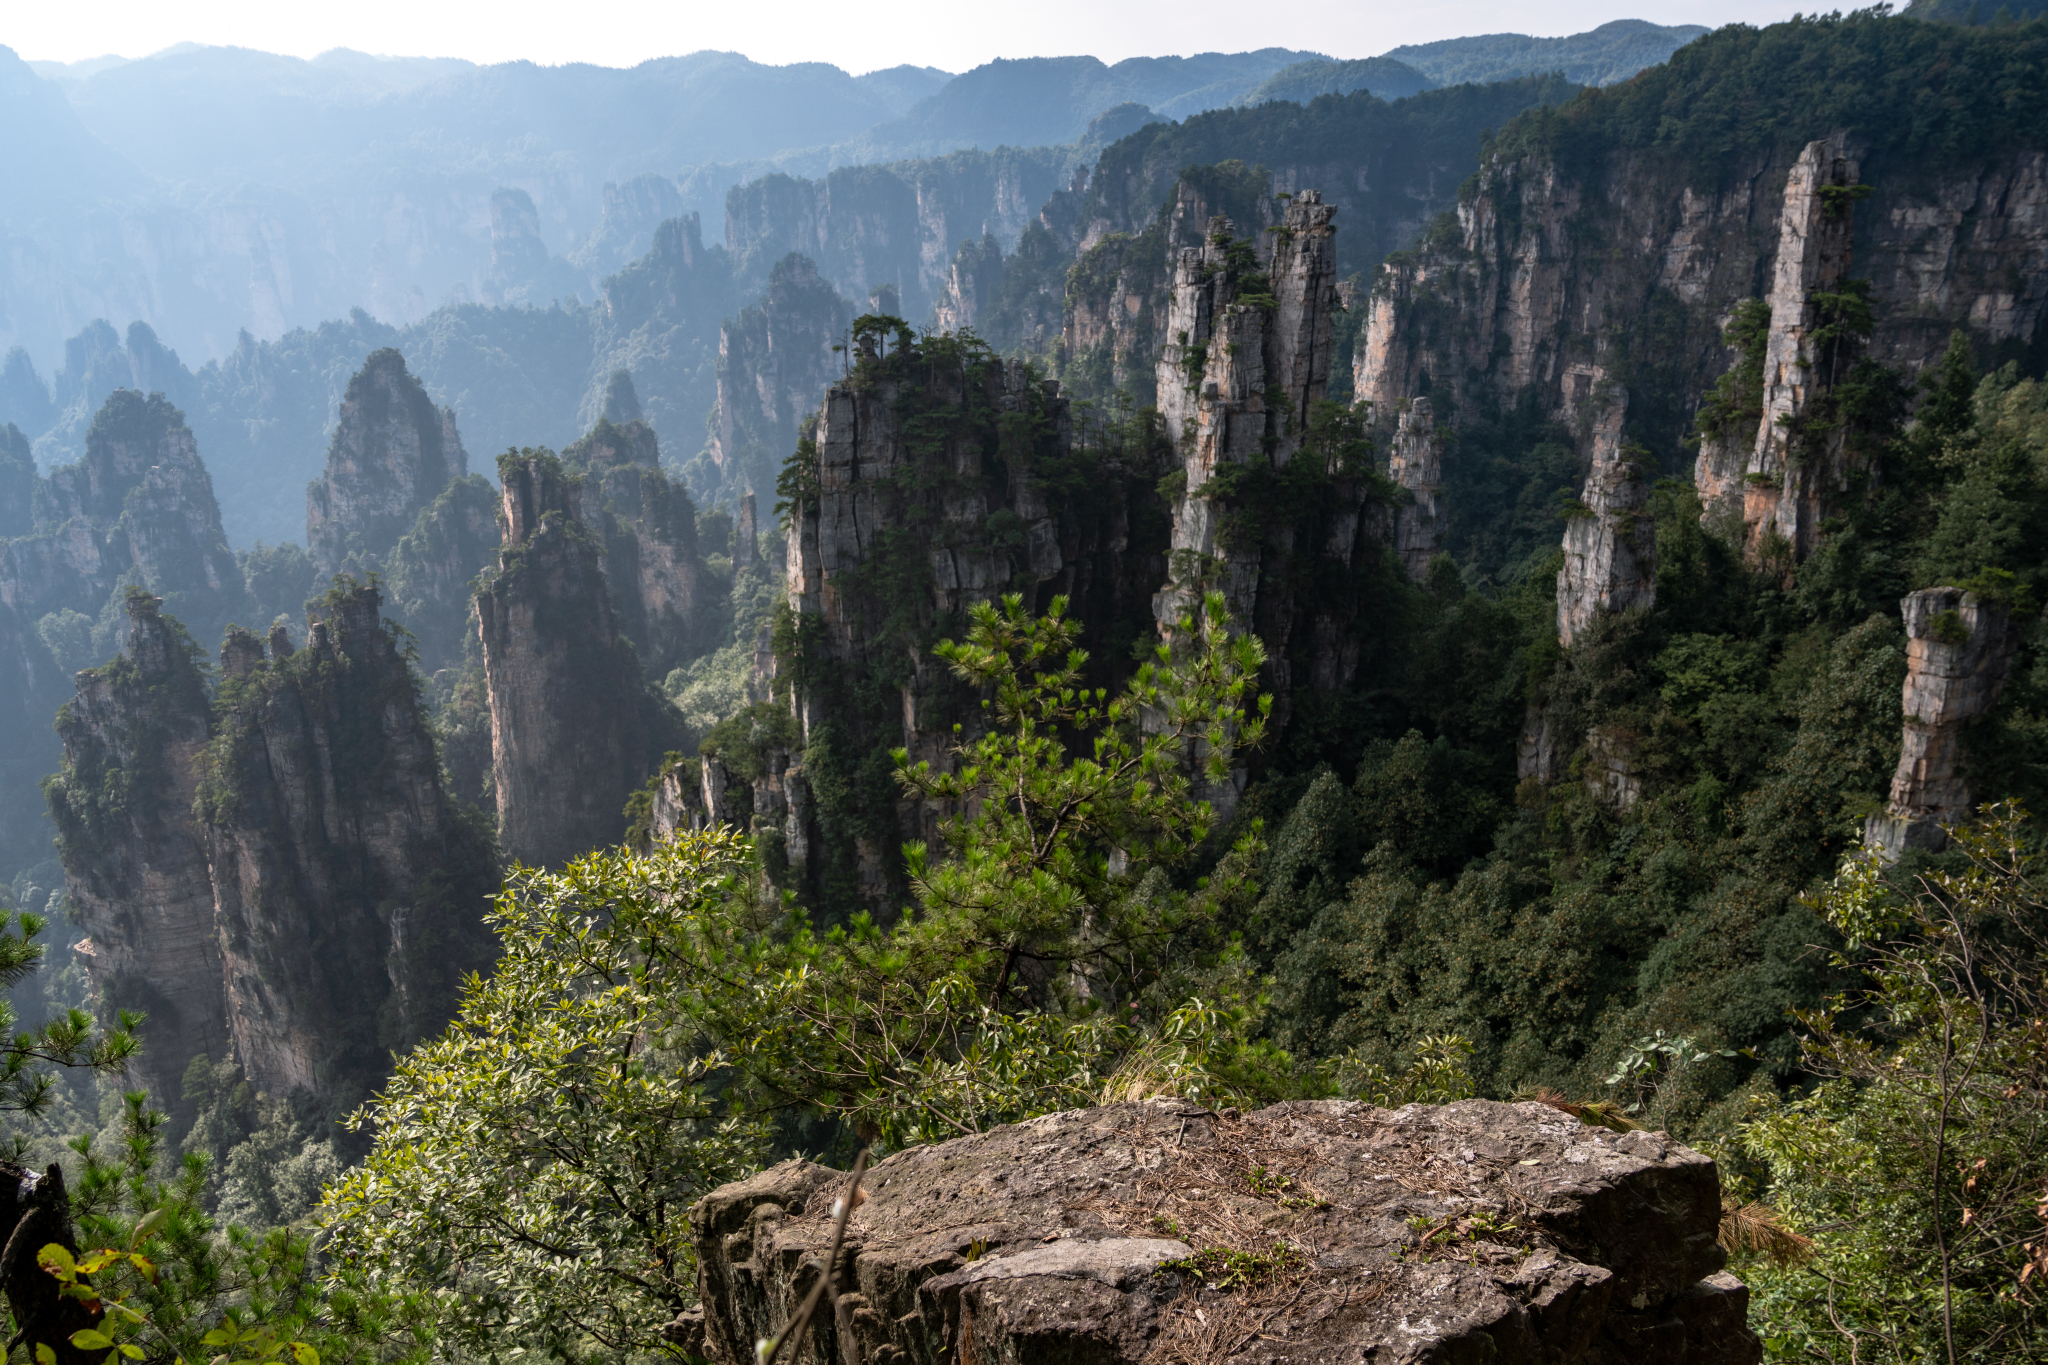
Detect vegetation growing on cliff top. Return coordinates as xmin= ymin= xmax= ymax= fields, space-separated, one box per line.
xmin=1489 ymin=10 xmax=2048 ymax=184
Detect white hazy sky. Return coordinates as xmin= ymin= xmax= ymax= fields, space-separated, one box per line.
xmin=9 ymin=1 xmax=1805 ymax=75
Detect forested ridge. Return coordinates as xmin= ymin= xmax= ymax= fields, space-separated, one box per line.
xmin=0 ymin=10 xmax=2045 ymax=1365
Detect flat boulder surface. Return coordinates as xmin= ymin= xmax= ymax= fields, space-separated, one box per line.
xmin=690 ymin=1097 xmax=1761 ymax=1364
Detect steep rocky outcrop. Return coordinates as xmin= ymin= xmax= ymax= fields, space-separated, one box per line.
xmin=689 ymin=1098 xmax=1759 ymax=1365
xmin=3 ymin=389 xmax=243 ymax=630
xmin=306 ymin=349 xmax=468 ymax=575
xmin=588 ymin=212 xmax=737 ymax=457
xmin=572 ymin=175 xmax=688 ymax=276
xmin=723 ymin=149 xmax=1070 ymax=322
xmin=1353 ymin=31 xmax=2048 ymax=538
xmin=1386 ymin=396 xmax=1444 ymax=580
xmin=782 ymin=337 xmax=1167 ymax=904
xmin=1866 ymin=587 xmax=2017 ymax=857
xmin=1694 ymin=136 xmax=1867 ymax=556
xmin=0 ymin=424 xmax=32 ymax=539
xmin=1059 ymin=166 xmax=1277 ymax=407
xmin=482 ymin=188 xmax=582 ymax=308
xmin=1152 ymin=193 xmax=1379 ymax=734
xmin=0 ymin=598 xmax=67 ymax=876
xmin=382 ymin=474 xmax=502 ymax=672
xmin=44 ymin=592 xmax=224 ymax=1109
xmin=44 ymin=581 xmax=496 ymax=1107
xmin=200 ymin=583 xmax=499 ymax=1098
xmin=1556 ymin=384 xmax=1654 ymax=647
xmin=1 ymin=351 xmax=56 ymax=442
xmin=644 ymin=757 xmax=707 ymax=845
xmin=931 ymin=230 xmax=1004 ymax=335
xmin=476 ymin=451 xmax=685 ymax=867
xmin=2 ymin=390 xmax=244 ymax=886
xmin=565 ymin=418 xmax=714 ymax=674
xmin=31 ymin=322 xmax=201 ymax=473
xmin=701 ymin=255 xmax=852 ymax=506
xmin=600 ymin=369 xmax=643 ymax=424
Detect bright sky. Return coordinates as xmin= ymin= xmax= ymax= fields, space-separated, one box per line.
xmin=11 ymin=0 xmax=1805 ymax=74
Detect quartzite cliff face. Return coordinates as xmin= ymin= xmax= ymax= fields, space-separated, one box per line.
xmin=476 ymin=452 xmax=684 ymax=868
xmin=307 ymin=349 xmax=468 ymax=575
xmin=1153 ymin=192 xmax=1381 ymax=731
xmin=688 ymin=1098 xmax=1760 ymax=1365
xmin=1386 ymin=395 xmax=1445 ymax=581
xmin=1354 ymin=119 xmax=2048 ymax=563
xmin=46 ymin=584 xmax=498 ymax=1107
xmin=1555 ymin=383 xmax=1654 ymax=648
xmin=2 ymin=391 xmax=246 ymax=875
xmin=781 ymin=334 xmax=1167 ymax=902
xmin=203 ymin=584 xmax=498 ymax=1097
xmin=1694 ymin=136 xmax=1870 ymax=556
xmin=703 ymin=254 xmax=853 ymax=507
xmin=3 ymin=390 xmax=242 ymax=629
xmin=382 ymin=474 xmax=503 ymax=672
xmin=45 ymin=592 xmax=225 ymax=1109
xmin=723 ymin=151 xmax=1066 ymax=326
xmin=1867 ymin=586 xmax=2018 ymax=856
xmin=566 ymin=416 xmax=716 ymax=675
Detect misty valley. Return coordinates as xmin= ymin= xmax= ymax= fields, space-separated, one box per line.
xmin=1 ymin=9 xmax=2047 ymax=1364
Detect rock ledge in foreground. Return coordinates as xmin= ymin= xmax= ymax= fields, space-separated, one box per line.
xmin=690 ymin=1097 xmax=1761 ymax=1364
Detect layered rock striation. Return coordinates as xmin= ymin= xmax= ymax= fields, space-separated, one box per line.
xmin=782 ymin=334 xmax=1167 ymax=904
xmin=1866 ymin=587 xmax=2017 ymax=857
xmin=1695 ymin=136 xmax=1867 ymax=556
xmin=1556 ymin=385 xmax=1654 ymax=648
xmin=689 ymin=1098 xmax=1759 ymax=1365
xmin=44 ymin=591 xmax=225 ymax=1109
xmin=930 ymin=230 xmax=1005 ymax=336
xmin=1353 ymin=67 xmax=2048 ymax=567
xmin=306 ymin=349 xmax=468 ymax=576
xmin=1152 ymin=193 xmax=1380 ymax=729
xmin=45 ymin=584 xmax=497 ymax=1107
xmin=1059 ymin=167 xmax=1277 ymax=408
xmin=476 ymin=451 xmax=685 ymax=867
xmin=1386 ymin=396 xmax=1444 ymax=581
xmin=200 ymin=582 xmax=499 ymax=1098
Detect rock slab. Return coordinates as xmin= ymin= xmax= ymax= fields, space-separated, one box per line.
xmin=691 ymin=1098 xmax=1760 ymax=1364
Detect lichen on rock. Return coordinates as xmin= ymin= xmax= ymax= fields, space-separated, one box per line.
xmin=690 ymin=1097 xmax=1760 ymax=1365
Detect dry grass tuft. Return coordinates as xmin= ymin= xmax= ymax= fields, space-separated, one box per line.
xmin=1526 ymin=1087 xmax=1643 ymax=1133
xmin=1717 ymin=1198 xmax=1815 ymax=1268
xmin=1067 ymin=1111 xmax=1386 ymax=1363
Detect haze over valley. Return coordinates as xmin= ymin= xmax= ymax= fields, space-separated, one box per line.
xmin=1 ymin=7 xmax=2046 ymax=1362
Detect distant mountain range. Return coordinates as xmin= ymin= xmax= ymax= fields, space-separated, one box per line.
xmin=1 ymin=21 xmax=1711 ymax=385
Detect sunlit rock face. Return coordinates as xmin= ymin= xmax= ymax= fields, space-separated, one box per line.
xmin=1152 ymin=191 xmax=1373 ymax=746
xmin=688 ymin=1098 xmax=1761 ymax=1365
xmin=1867 ymin=587 xmax=2018 ymax=858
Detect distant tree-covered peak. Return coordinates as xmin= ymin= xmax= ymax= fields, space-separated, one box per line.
xmin=1384 ymin=18 xmax=1712 ymax=88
